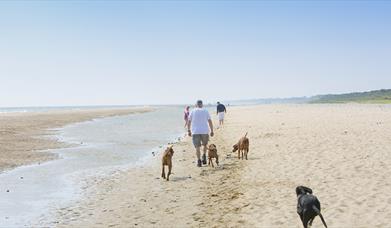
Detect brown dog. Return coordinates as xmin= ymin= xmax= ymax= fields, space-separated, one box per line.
xmin=232 ymin=132 xmax=249 ymax=160
xmin=207 ymin=144 xmax=219 ymax=167
xmin=161 ymin=145 xmax=174 ymax=181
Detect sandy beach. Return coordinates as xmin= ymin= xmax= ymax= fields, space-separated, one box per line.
xmin=33 ymin=104 xmax=391 ymax=227
xmin=2 ymin=1 xmax=390 ymax=227
xmin=0 ymin=107 xmax=152 ymax=173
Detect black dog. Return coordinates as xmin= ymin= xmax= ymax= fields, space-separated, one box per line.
xmin=296 ymin=186 xmax=327 ymax=228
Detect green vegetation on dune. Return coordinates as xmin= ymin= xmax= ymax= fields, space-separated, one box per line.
xmin=310 ymin=89 xmax=391 ymax=104
xmin=226 ymin=89 xmax=391 ymax=105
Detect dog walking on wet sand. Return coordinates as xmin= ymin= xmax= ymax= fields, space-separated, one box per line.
xmin=232 ymin=132 xmax=249 ymax=160
xmin=161 ymin=145 xmax=174 ymax=181
xmin=207 ymin=144 xmax=219 ymax=167
xmin=296 ymin=186 xmax=328 ymax=228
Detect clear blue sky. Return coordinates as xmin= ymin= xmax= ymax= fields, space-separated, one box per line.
xmin=1 ymin=1 xmax=390 ymax=106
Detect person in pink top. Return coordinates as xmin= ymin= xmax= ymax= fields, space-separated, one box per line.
xmin=184 ymin=106 xmax=190 ymax=128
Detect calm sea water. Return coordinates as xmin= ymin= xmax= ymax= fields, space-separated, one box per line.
xmin=0 ymin=105 xmax=145 ymax=113
xmin=0 ymin=106 xmax=186 ymax=227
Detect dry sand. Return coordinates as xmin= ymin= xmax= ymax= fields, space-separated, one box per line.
xmin=39 ymin=104 xmax=391 ymax=227
xmin=0 ymin=107 xmax=152 ymax=173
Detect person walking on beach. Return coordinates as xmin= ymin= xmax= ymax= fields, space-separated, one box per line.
xmin=216 ymin=102 xmax=227 ymax=126
xmin=188 ymin=100 xmax=214 ymax=167
xmin=184 ymin=106 xmax=190 ymax=128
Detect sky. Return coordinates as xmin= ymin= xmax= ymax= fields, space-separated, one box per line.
xmin=1 ymin=1 xmax=390 ymax=107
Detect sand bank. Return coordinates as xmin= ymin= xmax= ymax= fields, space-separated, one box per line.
xmin=0 ymin=107 xmax=152 ymax=173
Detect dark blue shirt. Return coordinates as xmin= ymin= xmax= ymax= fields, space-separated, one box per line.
xmin=217 ymin=104 xmax=226 ymax=113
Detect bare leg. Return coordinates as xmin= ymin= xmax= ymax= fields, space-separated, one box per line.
xmin=202 ymin=145 xmax=207 ymax=156
xmin=201 ymin=144 xmax=208 ymax=164
xmin=196 ymin=146 xmax=201 ymax=160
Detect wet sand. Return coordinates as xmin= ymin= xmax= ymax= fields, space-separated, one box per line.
xmin=0 ymin=107 xmax=152 ymax=173
xmin=35 ymin=104 xmax=391 ymax=227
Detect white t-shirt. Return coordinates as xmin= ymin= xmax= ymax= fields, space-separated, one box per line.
xmin=189 ymin=108 xmax=211 ymax=134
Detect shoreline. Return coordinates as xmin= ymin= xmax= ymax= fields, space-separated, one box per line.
xmin=1 ymin=106 xmax=185 ymax=227
xmin=0 ymin=107 xmax=153 ymax=173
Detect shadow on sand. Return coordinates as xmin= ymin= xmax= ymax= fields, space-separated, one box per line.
xmin=169 ymin=175 xmax=192 ymax=182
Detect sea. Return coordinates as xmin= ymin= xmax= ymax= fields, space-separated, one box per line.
xmin=0 ymin=106 xmax=186 ymax=227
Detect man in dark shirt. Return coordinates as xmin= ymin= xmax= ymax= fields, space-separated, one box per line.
xmin=216 ymin=102 xmax=227 ymax=126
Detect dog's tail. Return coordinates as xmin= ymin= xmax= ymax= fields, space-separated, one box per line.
xmin=244 ymin=132 xmax=248 ymax=137
xmin=312 ymin=205 xmax=327 ymax=228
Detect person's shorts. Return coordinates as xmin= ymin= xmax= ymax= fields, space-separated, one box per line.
xmin=192 ymin=134 xmax=209 ymax=147
xmin=218 ymin=112 xmax=225 ymax=121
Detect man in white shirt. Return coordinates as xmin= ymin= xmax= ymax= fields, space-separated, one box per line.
xmin=188 ymin=100 xmax=214 ymax=167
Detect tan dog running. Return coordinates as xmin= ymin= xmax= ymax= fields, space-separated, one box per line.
xmin=232 ymin=132 xmax=249 ymax=160
xmin=207 ymin=144 xmax=219 ymax=167
xmin=161 ymin=145 xmax=174 ymax=181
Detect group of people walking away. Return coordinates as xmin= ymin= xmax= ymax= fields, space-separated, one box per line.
xmin=183 ymin=100 xmax=227 ymax=167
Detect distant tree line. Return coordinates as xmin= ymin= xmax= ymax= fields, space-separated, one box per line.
xmin=310 ymin=89 xmax=391 ymax=104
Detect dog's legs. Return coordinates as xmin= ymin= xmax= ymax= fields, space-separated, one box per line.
xmin=302 ymin=211 xmax=309 ymax=228
xmin=245 ymin=149 xmax=248 ymax=160
xmin=313 ymin=205 xmax=328 ymax=228
xmin=167 ymin=164 xmax=172 ymax=181
xmin=208 ymin=157 xmax=211 ymax=166
xmin=161 ymin=165 xmax=166 ymax=179
xmin=308 ymin=218 xmax=314 ymax=227
xmin=238 ymin=149 xmax=241 ymax=159
xmin=319 ymin=213 xmax=328 ymax=228
xmin=241 ymin=150 xmax=244 ymax=160
xmin=216 ymin=155 xmax=219 ymax=165
xmin=210 ymin=158 xmax=214 ymax=168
